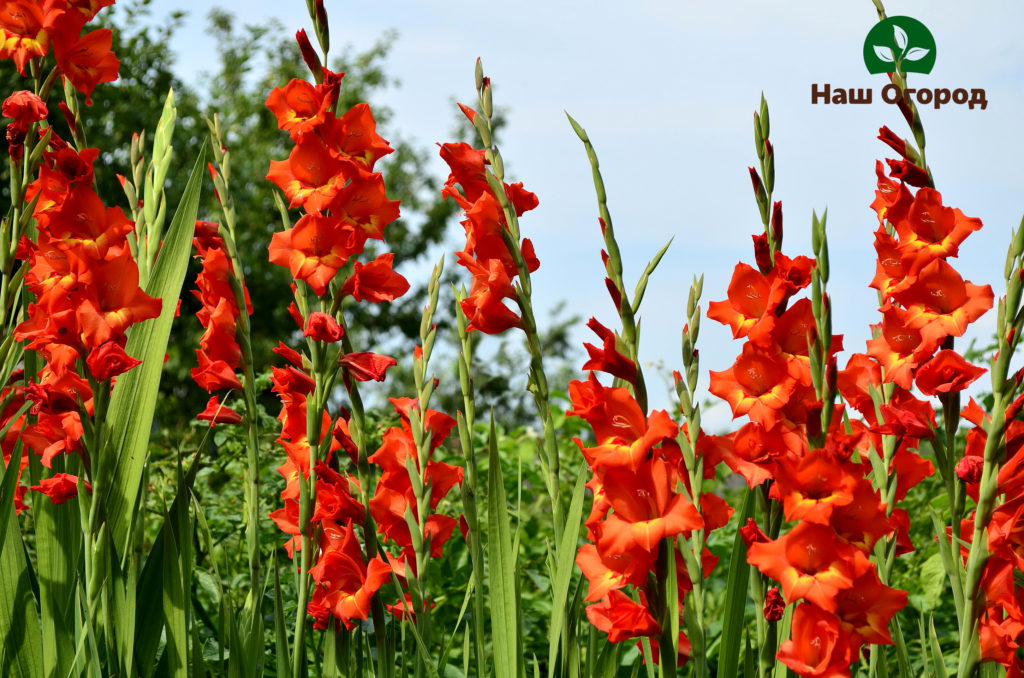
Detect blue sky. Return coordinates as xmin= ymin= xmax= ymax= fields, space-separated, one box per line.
xmin=157 ymin=0 xmax=1024 ymax=424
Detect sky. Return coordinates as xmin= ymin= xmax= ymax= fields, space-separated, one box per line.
xmin=156 ymin=0 xmax=1024 ymax=426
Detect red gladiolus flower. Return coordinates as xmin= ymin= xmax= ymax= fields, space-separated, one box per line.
xmin=894 ymin=187 xmax=982 ymax=265
xmin=776 ymin=603 xmax=854 ymax=678
xmin=585 ymin=590 xmax=660 ymax=643
xmin=265 ymin=78 xmax=332 ymax=136
xmin=747 ymin=521 xmax=871 ymax=612
xmin=308 ymin=526 xmax=392 ymax=630
xmin=339 ymin=352 xmax=397 ymax=382
xmin=0 ymin=1 xmax=58 ymax=75
xmin=581 ymin=317 xmax=637 ymax=384
xmin=85 ymin=340 xmax=140 ymax=381
xmin=340 ymin=253 xmax=410 ymax=303
xmin=31 ymin=473 xmax=90 ymax=505
xmin=708 ymin=343 xmax=800 ymax=429
xmin=772 ymin=448 xmax=863 ymax=524
xmin=304 ymin=311 xmax=344 ymax=343
xmin=268 ymin=213 xmax=364 ymax=296
xmin=75 ymin=252 xmax=162 ymax=347
xmin=52 ymin=27 xmax=119 ymax=104
xmin=914 ymin=349 xmax=986 ymax=396
xmin=190 ymin=351 xmax=243 ymax=392
xmin=2 ymin=90 xmax=47 ymax=130
xmin=196 ymin=396 xmax=243 ymax=426
xmin=266 ymin=135 xmax=350 ymax=212
xmin=707 ymin=262 xmax=785 ymax=339
xmin=597 ymin=457 xmax=704 ymax=555
xmin=321 ymin=103 xmax=394 ymax=169
xmin=835 ymin=570 xmax=907 ymax=647
xmin=764 ymin=586 xmax=785 ymax=622
xmin=567 ymin=373 xmax=678 ymax=471
xmin=893 ymin=258 xmax=993 ymax=346
xmin=575 ymin=543 xmax=656 ymax=602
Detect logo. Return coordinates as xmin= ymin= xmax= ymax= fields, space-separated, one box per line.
xmin=863 ymin=16 xmax=936 ymax=75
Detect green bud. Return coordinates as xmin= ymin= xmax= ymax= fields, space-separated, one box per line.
xmin=482 ymin=84 xmax=493 ymax=120
xmin=759 ymin=94 xmax=770 ymax=139
xmin=754 ymin=113 xmax=765 ymax=160
xmin=475 ymin=58 xmax=484 ymax=91
xmin=1014 ymin=216 xmax=1024 ymax=259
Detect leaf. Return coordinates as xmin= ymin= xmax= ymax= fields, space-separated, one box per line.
xmin=904 ymin=47 xmax=930 ymax=62
xmin=487 ymin=414 xmax=521 ymax=678
xmin=927 ymin=614 xmax=948 ymax=678
xmin=717 ymin=488 xmax=754 ymax=678
xmin=918 ymin=552 xmax=946 ymax=612
xmin=161 ymin=511 xmax=187 ymax=677
xmin=894 ymin=24 xmax=909 ymax=50
xmin=546 ymin=472 xmax=587 ymax=677
xmin=104 ymin=146 xmax=206 ymax=559
xmin=0 ymin=504 xmax=44 ymax=678
xmin=873 ymin=45 xmax=896 ymax=62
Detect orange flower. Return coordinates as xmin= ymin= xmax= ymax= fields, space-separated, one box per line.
xmin=707 ymin=262 xmax=784 ymax=339
xmin=52 ymin=27 xmax=119 ymax=104
xmin=865 ymin=308 xmax=935 ymax=389
xmin=772 ymin=448 xmax=863 ymax=524
xmin=0 ymin=0 xmax=58 ymax=75
xmin=597 ymin=457 xmax=703 ymax=555
xmin=266 ymin=135 xmax=350 ymax=212
xmin=708 ymin=343 xmax=800 ymax=429
xmin=268 ymin=213 xmax=363 ymax=295
xmin=320 ymin=103 xmax=394 ymax=170
xmin=76 ymin=252 xmax=161 ymax=347
xmin=308 ymin=525 xmax=391 ymax=630
xmin=776 ymin=603 xmax=853 ymax=678
xmin=894 ymin=187 xmax=981 ymax=265
xmin=914 ymin=349 xmax=986 ymax=395
xmin=747 ymin=522 xmax=871 ymax=612
xmin=835 ymin=570 xmax=907 ymax=647
xmin=340 ymin=252 xmax=410 ymax=303
xmin=893 ymin=258 xmax=993 ymax=346
xmin=567 ymin=373 xmax=678 ymax=471
xmin=265 ymin=78 xmax=332 ymax=135
xmin=585 ymin=590 xmax=660 ymax=644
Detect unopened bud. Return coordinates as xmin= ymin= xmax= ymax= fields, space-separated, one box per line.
xmin=770 ymin=201 xmax=783 ymax=249
xmin=296 ymin=30 xmax=323 ymax=80
xmin=955 ymin=456 xmax=983 ymax=485
xmin=763 ymin=587 xmax=785 ymax=622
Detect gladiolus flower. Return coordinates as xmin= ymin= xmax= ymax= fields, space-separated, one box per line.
xmin=31 ymin=473 xmax=90 ymax=504
xmin=196 ymin=396 xmax=243 ymax=426
xmin=304 ymin=311 xmax=344 ymax=343
xmin=86 ymin=340 xmax=140 ymax=381
xmin=747 ymin=521 xmax=871 ymax=612
xmin=914 ymin=349 xmax=986 ymax=396
xmin=2 ymin=90 xmax=47 ymax=130
xmin=339 ymin=352 xmax=396 ymax=382
xmin=776 ymin=603 xmax=853 ymax=678
xmin=585 ymin=590 xmax=660 ymax=643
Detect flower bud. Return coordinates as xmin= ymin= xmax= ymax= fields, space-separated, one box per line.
xmin=763 ymin=587 xmax=785 ymax=622
xmin=296 ymin=30 xmax=323 ymax=80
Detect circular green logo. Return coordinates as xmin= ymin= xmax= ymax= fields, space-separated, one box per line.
xmin=863 ymin=16 xmax=936 ymax=75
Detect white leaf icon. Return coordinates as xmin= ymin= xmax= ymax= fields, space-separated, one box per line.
xmin=894 ymin=25 xmax=909 ymax=50
xmin=904 ymin=47 xmax=930 ymax=62
xmin=873 ymin=45 xmax=895 ymax=62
